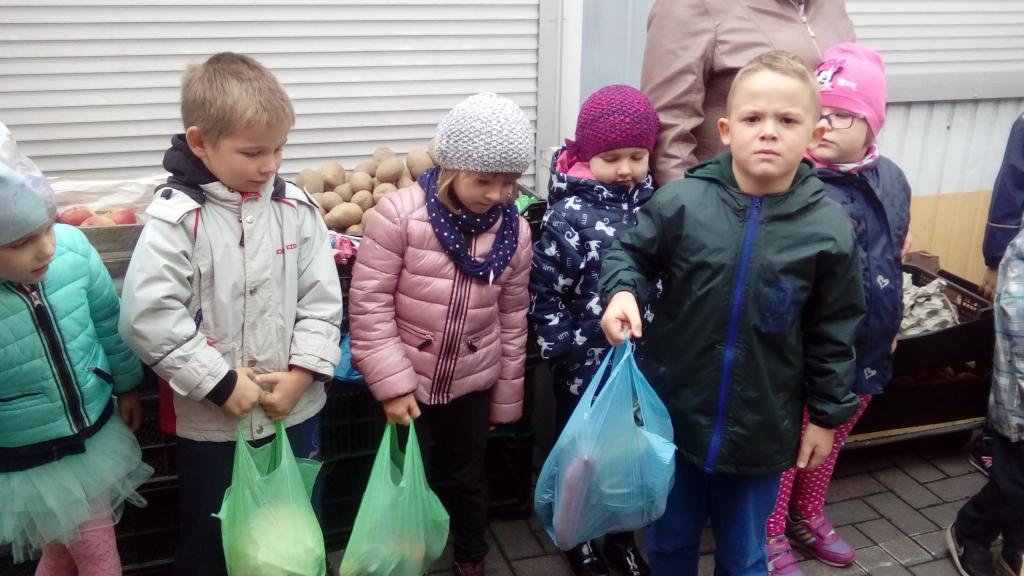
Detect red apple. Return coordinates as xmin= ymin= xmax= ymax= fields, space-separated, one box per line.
xmin=80 ymin=215 xmax=116 ymax=227
xmin=107 ymin=207 xmax=138 ymax=225
xmin=58 ymin=206 xmax=96 ymax=226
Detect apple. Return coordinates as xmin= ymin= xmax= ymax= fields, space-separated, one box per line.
xmin=80 ymin=215 xmax=116 ymax=227
xmin=58 ymin=206 xmax=96 ymax=226
xmin=107 ymin=207 xmax=137 ymax=225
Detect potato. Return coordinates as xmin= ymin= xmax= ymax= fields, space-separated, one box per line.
xmin=325 ymin=202 xmax=363 ymax=231
xmin=375 ymin=157 xmax=404 ymax=183
xmin=406 ymin=149 xmax=434 ymax=178
xmin=349 ymin=172 xmax=373 ymax=193
xmin=311 ymin=192 xmax=326 ymax=207
xmin=320 ymin=191 xmax=344 ymax=212
xmin=334 ymin=183 xmax=353 ymax=202
xmin=397 ymin=176 xmax=414 ymax=189
xmin=402 ymin=165 xmax=412 ymax=180
xmin=351 ymin=190 xmax=373 ymax=212
xmin=296 ymin=169 xmax=324 ymax=195
xmin=353 ymin=160 xmax=377 ymax=177
xmin=373 ymin=146 xmax=396 ymax=162
xmin=345 ymin=224 xmax=365 ymax=236
xmin=371 ymin=176 xmax=380 ymax=189
xmin=426 ymin=137 xmax=438 ymax=163
xmin=321 ymin=161 xmax=347 ymax=188
xmin=361 ymin=207 xmax=375 ymax=226
xmin=372 ymin=183 xmax=397 ymax=204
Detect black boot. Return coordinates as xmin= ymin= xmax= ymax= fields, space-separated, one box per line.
xmin=603 ymin=531 xmax=650 ymax=576
xmin=564 ymin=540 xmax=608 ymax=576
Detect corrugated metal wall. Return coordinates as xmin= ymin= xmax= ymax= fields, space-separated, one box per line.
xmin=0 ymin=0 xmax=541 ymax=184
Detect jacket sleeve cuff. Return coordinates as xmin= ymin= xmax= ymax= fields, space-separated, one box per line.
xmin=204 ymin=369 xmax=237 ymax=406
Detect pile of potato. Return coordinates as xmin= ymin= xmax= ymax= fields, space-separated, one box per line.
xmin=295 ymin=144 xmax=437 ymax=236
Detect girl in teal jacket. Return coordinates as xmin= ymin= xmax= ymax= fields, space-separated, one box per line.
xmin=0 ymin=124 xmax=152 ymax=571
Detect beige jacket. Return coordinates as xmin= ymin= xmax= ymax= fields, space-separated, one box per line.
xmin=641 ymin=0 xmax=855 ymax=185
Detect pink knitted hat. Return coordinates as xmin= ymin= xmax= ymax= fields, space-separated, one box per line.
xmin=815 ymin=43 xmax=887 ymax=136
xmin=567 ymin=85 xmax=660 ymax=161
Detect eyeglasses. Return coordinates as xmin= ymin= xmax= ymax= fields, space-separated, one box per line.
xmin=821 ymin=111 xmax=862 ymax=130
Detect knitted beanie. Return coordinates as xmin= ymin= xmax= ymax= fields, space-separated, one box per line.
xmin=0 ymin=121 xmax=57 ymax=245
xmin=815 ymin=43 xmax=887 ymax=137
xmin=436 ymin=92 xmax=534 ymax=174
xmin=569 ymin=84 xmax=660 ymax=161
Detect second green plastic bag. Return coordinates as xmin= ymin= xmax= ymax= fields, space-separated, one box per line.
xmin=340 ymin=421 xmax=449 ymax=576
xmin=216 ymin=420 xmax=325 ymax=576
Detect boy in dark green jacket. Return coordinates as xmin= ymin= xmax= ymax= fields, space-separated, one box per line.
xmin=599 ymin=51 xmax=865 ymax=576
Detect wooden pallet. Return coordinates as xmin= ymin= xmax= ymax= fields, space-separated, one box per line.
xmin=79 ymin=224 xmax=144 ymax=280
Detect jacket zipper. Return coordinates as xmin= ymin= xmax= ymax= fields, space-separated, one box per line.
xmin=788 ymin=0 xmax=820 ymax=55
xmin=17 ymin=285 xmax=88 ymax=433
xmin=704 ymin=196 xmax=762 ymax=473
xmin=430 ymin=236 xmax=475 ymax=403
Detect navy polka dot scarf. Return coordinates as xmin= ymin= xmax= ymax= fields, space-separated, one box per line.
xmin=420 ymin=166 xmax=520 ymax=284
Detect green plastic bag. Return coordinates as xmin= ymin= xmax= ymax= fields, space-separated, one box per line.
xmin=216 ymin=420 xmax=326 ymax=576
xmin=340 ymin=422 xmax=449 ymax=576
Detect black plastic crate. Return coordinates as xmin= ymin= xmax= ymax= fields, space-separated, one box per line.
xmin=486 ymin=434 xmax=536 ymax=519
xmin=321 ymin=452 xmax=377 ymax=552
xmin=0 ymin=549 xmax=34 ymax=576
xmin=118 ymin=478 xmax=178 ymax=576
xmin=894 ymin=265 xmax=994 ymax=374
xmin=136 ymin=391 xmax=177 ymax=481
xmin=321 ymin=382 xmax=386 ymax=462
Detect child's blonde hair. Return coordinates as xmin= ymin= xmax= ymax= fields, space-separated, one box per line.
xmin=726 ymin=50 xmax=820 ymax=117
xmin=180 ymin=52 xmax=295 ymax=144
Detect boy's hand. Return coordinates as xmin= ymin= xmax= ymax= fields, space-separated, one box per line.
xmin=600 ymin=291 xmax=642 ymax=346
xmin=257 ymin=368 xmax=315 ymax=421
xmin=797 ymin=423 xmax=836 ymax=470
xmin=980 ymin=267 xmax=998 ymax=300
xmin=117 ymin=389 xmax=143 ymax=431
xmin=223 ymin=367 xmax=262 ymax=419
xmin=900 ymin=231 xmax=913 ymax=260
xmin=383 ymin=393 xmax=421 ymax=426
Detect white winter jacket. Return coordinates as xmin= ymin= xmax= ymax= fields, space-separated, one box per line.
xmin=119 ymin=136 xmax=343 ymax=441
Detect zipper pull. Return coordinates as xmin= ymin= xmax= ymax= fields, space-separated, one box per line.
xmin=28 ymin=288 xmax=42 ymax=308
xmin=466 ymin=339 xmax=479 ymax=353
xmin=417 ymin=337 xmax=433 ymax=351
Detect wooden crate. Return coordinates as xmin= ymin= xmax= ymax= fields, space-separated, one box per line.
xmin=79 ymin=224 xmax=144 ymax=280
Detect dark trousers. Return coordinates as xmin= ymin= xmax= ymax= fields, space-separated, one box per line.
xmin=174 ymin=412 xmax=325 ymax=576
xmin=647 ymin=457 xmax=781 ymax=576
xmin=956 ymin=431 xmax=1024 ymax=553
xmin=413 ymin=389 xmax=491 ymax=564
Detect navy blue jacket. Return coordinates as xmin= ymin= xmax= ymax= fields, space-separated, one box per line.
xmin=983 ymin=115 xmax=1024 ymax=268
xmin=818 ymin=156 xmax=911 ymax=395
xmin=529 ymin=149 xmax=657 ymax=391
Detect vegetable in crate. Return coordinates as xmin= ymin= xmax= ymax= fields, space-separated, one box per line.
xmin=321 ymin=161 xmax=348 ymax=189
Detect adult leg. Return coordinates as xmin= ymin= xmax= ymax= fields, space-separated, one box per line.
xmin=646 ymin=458 xmax=709 ymax=576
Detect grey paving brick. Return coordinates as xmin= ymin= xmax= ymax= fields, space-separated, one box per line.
xmin=855 ymin=545 xmax=902 ymax=571
xmin=873 ymin=467 xmax=943 ymax=508
xmin=865 ymin=493 xmax=939 ymax=536
xmin=910 ymin=559 xmax=962 ymax=576
xmin=858 ymin=518 xmax=905 ymax=545
xmin=797 ymin=559 xmax=867 ymax=575
xmin=837 ymin=524 xmax=874 ymax=550
xmin=930 ymin=454 xmax=975 ymax=478
xmin=827 ymin=474 xmax=888 ymax=503
xmin=880 ymin=536 xmax=933 ymax=566
xmin=491 ymin=519 xmax=545 ymax=560
xmin=925 ymin=474 xmax=988 ymax=503
xmin=920 ymin=501 xmax=966 ymax=529
xmin=510 ymin=554 xmax=574 ymax=576
xmin=825 ymin=499 xmax=881 ymax=526
xmin=892 ymin=449 xmax=947 ymax=483
xmin=913 ymin=530 xmax=951 ymax=559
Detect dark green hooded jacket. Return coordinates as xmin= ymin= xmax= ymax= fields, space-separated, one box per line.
xmin=599 ymin=153 xmax=865 ymax=475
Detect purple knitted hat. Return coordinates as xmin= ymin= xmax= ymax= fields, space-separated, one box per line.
xmin=567 ymin=85 xmax=660 ymax=162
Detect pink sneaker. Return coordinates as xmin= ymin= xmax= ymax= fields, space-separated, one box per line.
xmin=786 ymin=513 xmax=856 ymax=567
xmin=766 ymin=536 xmax=804 ymax=576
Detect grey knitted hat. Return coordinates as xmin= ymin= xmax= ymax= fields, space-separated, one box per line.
xmin=0 ymin=121 xmax=57 ymax=245
xmin=436 ymin=92 xmax=534 ymax=174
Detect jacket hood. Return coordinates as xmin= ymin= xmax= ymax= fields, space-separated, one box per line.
xmin=163 ymin=134 xmax=286 ymax=202
xmin=547 ymin=146 xmax=656 ymax=208
xmin=685 ymin=152 xmax=826 ymax=218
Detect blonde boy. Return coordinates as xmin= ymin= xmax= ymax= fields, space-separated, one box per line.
xmin=598 ymin=51 xmax=865 ymax=576
xmin=118 ymin=52 xmax=343 ymax=576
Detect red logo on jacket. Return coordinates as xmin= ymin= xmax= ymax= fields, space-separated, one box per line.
xmin=275 ymin=243 xmax=298 ymax=255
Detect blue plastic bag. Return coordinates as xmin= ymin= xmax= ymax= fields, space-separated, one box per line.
xmin=334 ymin=333 xmax=364 ymax=383
xmin=535 ymin=338 xmax=676 ymax=550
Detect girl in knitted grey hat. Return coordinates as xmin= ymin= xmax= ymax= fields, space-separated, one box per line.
xmin=0 ymin=122 xmax=152 ymax=572
xmin=347 ymin=93 xmax=534 ymax=576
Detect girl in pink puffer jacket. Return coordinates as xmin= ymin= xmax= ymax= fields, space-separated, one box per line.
xmin=349 ymin=92 xmax=534 ymax=576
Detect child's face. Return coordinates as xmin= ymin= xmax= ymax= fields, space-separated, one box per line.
xmin=451 ymin=171 xmax=519 ymax=215
xmin=810 ymin=107 xmax=873 ymax=164
xmin=0 ymin=222 xmax=55 ymax=285
xmin=718 ymin=70 xmax=826 ymax=195
xmin=589 ymin=147 xmax=650 ymax=188
xmin=186 ymin=123 xmax=289 ymax=194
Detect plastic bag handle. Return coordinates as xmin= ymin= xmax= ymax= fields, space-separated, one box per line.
xmin=576 ymin=334 xmax=635 ymax=408
xmin=381 ymin=420 xmax=428 ymax=488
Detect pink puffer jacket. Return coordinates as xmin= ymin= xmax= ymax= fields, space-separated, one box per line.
xmin=349 ymin=183 xmax=532 ymax=423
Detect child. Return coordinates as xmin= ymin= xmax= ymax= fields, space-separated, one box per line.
xmin=349 ymin=92 xmax=533 ymax=576
xmin=945 ymin=122 xmax=1024 ymax=576
xmin=529 ymin=84 xmax=660 ymax=576
xmin=764 ymin=43 xmax=912 ymax=575
xmin=0 ymin=122 xmax=152 ymax=573
xmin=117 ymin=53 xmax=343 ymax=576
xmin=598 ymin=51 xmax=866 ymax=576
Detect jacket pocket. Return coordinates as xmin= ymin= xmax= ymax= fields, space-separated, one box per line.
xmin=464 ymin=323 xmax=500 ymax=354
xmin=0 ymin=391 xmax=44 ymax=403
xmin=91 ymin=367 xmax=115 ymax=385
xmin=396 ymin=319 xmax=434 ymax=351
